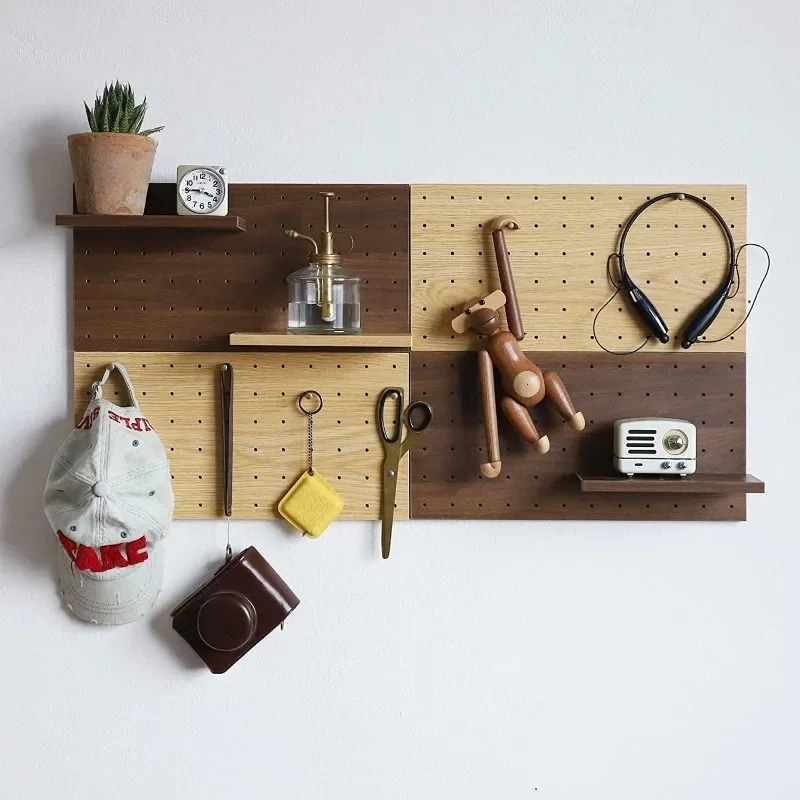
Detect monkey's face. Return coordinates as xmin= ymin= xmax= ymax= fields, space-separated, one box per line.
xmin=468 ymin=307 xmax=500 ymax=336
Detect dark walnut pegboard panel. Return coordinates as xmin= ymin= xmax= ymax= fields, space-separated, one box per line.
xmin=411 ymin=185 xmax=747 ymax=352
xmin=74 ymin=353 xmax=409 ymax=521
xmin=73 ymin=184 xmax=409 ymax=352
xmin=409 ymin=352 xmax=748 ymax=521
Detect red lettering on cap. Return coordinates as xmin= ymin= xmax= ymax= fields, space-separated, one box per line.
xmin=108 ymin=410 xmax=120 ymax=423
xmin=56 ymin=532 xmax=150 ymax=573
xmin=75 ymin=545 xmax=103 ymax=573
xmin=126 ymin=536 xmax=148 ymax=565
xmin=57 ymin=531 xmax=78 ymax=560
xmin=77 ymin=407 xmax=101 ymax=431
xmin=100 ymin=543 xmax=130 ymax=570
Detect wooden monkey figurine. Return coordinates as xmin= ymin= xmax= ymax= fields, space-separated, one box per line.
xmin=451 ymin=216 xmax=585 ymax=478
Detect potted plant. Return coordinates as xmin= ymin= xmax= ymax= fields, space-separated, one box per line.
xmin=68 ymin=82 xmax=164 ymax=215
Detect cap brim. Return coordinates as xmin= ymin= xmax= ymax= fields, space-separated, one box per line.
xmin=56 ymin=544 xmax=164 ymax=626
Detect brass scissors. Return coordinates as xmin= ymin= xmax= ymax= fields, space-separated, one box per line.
xmin=378 ymin=387 xmax=433 ymax=559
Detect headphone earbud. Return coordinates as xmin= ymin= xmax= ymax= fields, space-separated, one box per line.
xmin=680 ymin=274 xmax=735 ymax=348
xmin=617 ymin=263 xmax=670 ymax=344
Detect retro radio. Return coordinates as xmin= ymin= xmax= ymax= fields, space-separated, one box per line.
xmin=613 ymin=418 xmax=697 ymax=477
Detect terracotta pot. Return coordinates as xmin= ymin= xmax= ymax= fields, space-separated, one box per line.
xmin=68 ymin=132 xmax=158 ymax=215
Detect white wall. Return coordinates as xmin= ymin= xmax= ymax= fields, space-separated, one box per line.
xmin=1 ymin=1 xmax=797 ymax=798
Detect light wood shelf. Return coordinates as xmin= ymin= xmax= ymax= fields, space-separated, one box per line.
xmin=56 ymin=214 xmax=246 ymax=231
xmin=577 ymin=473 xmax=765 ymax=494
xmin=230 ymin=332 xmax=413 ymax=349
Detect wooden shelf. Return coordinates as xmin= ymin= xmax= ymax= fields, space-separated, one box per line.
xmin=577 ymin=473 xmax=765 ymax=494
xmin=230 ymin=332 xmax=413 ymax=350
xmin=56 ymin=214 xmax=246 ymax=231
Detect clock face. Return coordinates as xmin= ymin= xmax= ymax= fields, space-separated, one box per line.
xmin=178 ymin=168 xmax=225 ymax=214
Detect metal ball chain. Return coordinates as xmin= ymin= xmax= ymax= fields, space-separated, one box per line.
xmin=298 ymin=390 xmax=323 ymax=477
xmin=307 ymin=412 xmax=314 ymax=476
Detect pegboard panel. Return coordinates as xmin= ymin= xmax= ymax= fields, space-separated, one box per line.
xmin=233 ymin=354 xmax=408 ymax=520
xmin=74 ymin=353 xmax=409 ymax=521
xmin=410 ymin=351 xmax=748 ymax=521
xmin=411 ymin=185 xmax=747 ymax=352
xmin=73 ymin=184 xmax=410 ymax=352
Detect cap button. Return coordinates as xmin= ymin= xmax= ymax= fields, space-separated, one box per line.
xmin=92 ymin=481 xmax=110 ymax=498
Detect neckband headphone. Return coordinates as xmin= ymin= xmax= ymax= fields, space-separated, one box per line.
xmin=615 ymin=192 xmax=737 ymax=350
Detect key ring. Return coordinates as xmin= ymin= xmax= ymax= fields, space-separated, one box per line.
xmin=298 ymin=390 xmax=323 ymax=416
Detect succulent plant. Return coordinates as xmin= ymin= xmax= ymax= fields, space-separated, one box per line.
xmin=84 ymin=81 xmax=164 ymax=136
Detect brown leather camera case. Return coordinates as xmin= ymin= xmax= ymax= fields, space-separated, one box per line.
xmin=171 ymin=546 xmax=300 ymax=673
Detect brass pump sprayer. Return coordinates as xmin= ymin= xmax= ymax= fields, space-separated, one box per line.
xmin=284 ymin=191 xmax=341 ymax=322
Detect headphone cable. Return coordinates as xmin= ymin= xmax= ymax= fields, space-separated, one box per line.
xmin=692 ymin=242 xmax=770 ymax=344
xmin=592 ymin=254 xmax=652 ymax=355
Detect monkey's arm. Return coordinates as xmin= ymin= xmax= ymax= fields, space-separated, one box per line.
xmin=477 ymin=349 xmax=502 ymax=478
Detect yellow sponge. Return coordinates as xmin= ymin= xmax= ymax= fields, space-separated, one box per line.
xmin=278 ymin=471 xmax=344 ymax=538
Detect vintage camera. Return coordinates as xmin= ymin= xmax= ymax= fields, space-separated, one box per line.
xmin=171 ymin=546 xmax=300 ymax=673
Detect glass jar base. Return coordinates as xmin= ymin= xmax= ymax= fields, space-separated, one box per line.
xmin=286 ymin=325 xmax=361 ymax=335
xmin=287 ymin=301 xmax=361 ymax=334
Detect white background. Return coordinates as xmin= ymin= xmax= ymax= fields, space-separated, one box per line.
xmin=1 ymin=1 xmax=797 ymax=798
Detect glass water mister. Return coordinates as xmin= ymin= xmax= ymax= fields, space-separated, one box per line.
xmin=284 ymin=192 xmax=362 ymax=334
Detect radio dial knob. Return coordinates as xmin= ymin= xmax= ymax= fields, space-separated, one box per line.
xmin=665 ymin=434 xmax=685 ymax=451
xmin=660 ymin=461 xmax=671 ymax=469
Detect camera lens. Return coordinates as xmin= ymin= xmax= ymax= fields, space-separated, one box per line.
xmin=196 ymin=591 xmax=257 ymax=652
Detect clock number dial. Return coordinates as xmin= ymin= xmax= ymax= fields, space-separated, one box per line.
xmin=178 ymin=168 xmax=226 ymax=214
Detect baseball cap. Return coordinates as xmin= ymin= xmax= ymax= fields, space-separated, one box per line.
xmin=43 ymin=362 xmax=174 ymax=625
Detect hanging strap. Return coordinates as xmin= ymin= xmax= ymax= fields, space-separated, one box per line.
xmin=92 ymin=362 xmax=140 ymax=408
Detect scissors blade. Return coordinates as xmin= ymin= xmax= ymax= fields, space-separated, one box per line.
xmin=381 ymin=454 xmax=401 ymax=559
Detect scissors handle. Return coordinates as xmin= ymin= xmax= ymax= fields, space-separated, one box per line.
xmin=405 ymin=400 xmax=433 ymax=433
xmin=378 ymin=387 xmax=404 ymax=444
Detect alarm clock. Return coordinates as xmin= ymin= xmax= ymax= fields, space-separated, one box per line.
xmin=176 ymin=165 xmax=228 ymax=216
xmin=613 ymin=418 xmax=697 ymax=477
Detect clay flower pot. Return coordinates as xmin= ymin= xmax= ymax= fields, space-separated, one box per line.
xmin=68 ymin=132 xmax=157 ymax=215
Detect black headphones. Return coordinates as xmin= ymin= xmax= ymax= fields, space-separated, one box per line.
xmin=615 ymin=192 xmax=737 ymax=349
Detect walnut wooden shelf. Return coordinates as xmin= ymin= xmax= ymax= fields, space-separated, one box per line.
xmin=230 ymin=333 xmax=412 ymax=350
xmin=577 ymin=474 xmax=765 ymax=494
xmin=56 ymin=214 xmax=247 ymax=231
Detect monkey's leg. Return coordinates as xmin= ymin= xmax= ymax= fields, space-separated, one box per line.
xmin=543 ymin=370 xmax=585 ymax=431
xmin=500 ymin=396 xmax=550 ymax=454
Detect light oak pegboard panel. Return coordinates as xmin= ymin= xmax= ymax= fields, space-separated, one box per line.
xmin=74 ymin=355 xmax=219 ymax=519
xmin=411 ymin=185 xmax=747 ymax=352
xmin=234 ymin=353 xmax=408 ymax=521
xmin=74 ymin=353 xmax=409 ymax=521
xmin=410 ymin=352 xmax=747 ymax=521
xmin=73 ymin=183 xmax=410 ymax=352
